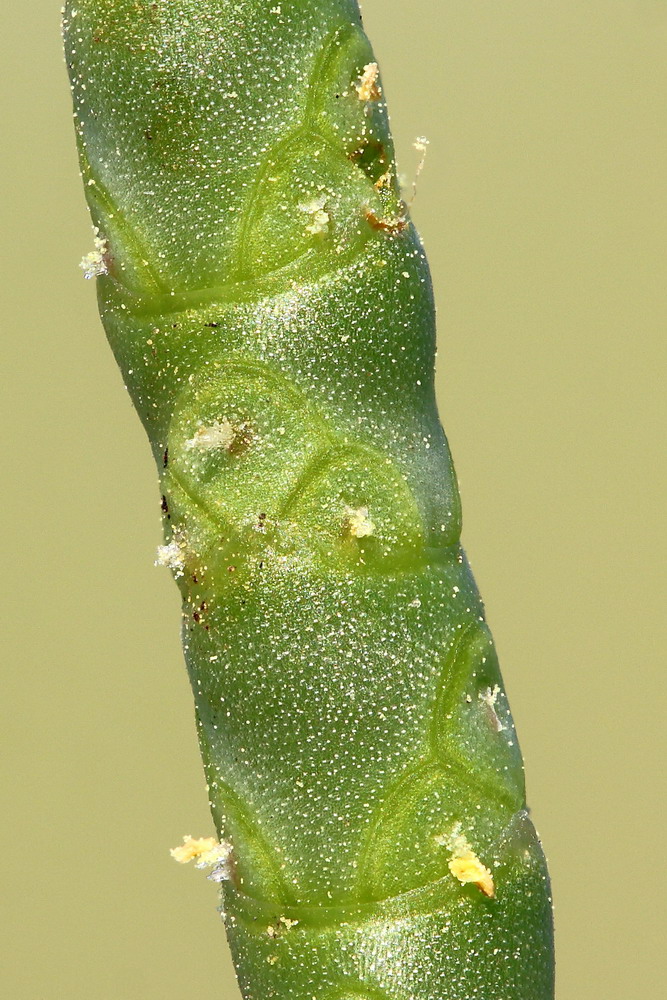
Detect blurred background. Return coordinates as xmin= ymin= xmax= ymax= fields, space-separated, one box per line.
xmin=1 ymin=2 xmax=665 ymax=997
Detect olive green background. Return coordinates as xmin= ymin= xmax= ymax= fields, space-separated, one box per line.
xmin=2 ymin=1 xmax=664 ymax=997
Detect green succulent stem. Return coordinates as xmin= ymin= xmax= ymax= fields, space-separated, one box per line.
xmin=64 ymin=2 xmax=554 ymax=998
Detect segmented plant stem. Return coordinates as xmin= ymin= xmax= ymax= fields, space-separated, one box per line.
xmin=64 ymin=2 xmax=554 ymax=997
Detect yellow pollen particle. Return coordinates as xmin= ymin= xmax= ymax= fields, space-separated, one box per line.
xmin=356 ymin=62 xmax=380 ymax=101
xmin=170 ymin=835 xmax=218 ymax=864
xmin=170 ymin=835 xmax=232 ymax=878
xmin=343 ymin=505 xmax=375 ymax=539
xmin=438 ymin=822 xmax=496 ymax=898
xmin=448 ymin=851 xmax=495 ymax=898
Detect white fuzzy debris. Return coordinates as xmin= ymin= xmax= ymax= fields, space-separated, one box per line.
xmin=201 ymin=840 xmax=233 ymax=883
xmin=356 ymin=62 xmax=380 ymax=102
xmin=299 ymin=195 xmax=330 ymax=236
xmin=408 ymin=136 xmax=430 ymax=206
xmin=184 ymin=420 xmax=236 ymax=452
xmin=344 ymin=506 xmax=375 ymax=539
xmin=479 ymin=684 xmax=505 ymax=731
xmin=80 ymin=231 xmax=108 ymax=279
xmin=155 ymin=537 xmax=185 ymax=577
xmin=435 ymin=821 xmax=466 ymax=853
xmin=207 ymin=861 xmax=232 ymax=883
